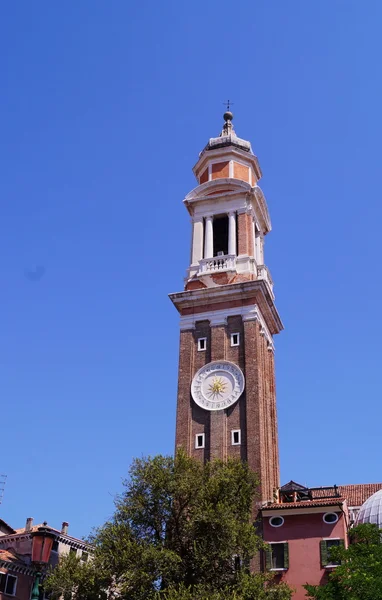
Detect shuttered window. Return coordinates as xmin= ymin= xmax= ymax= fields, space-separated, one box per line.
xmin=265 ymin=543 xmax=289 ymax=570
xmin=320 ymin=539 xmax=344 ymax=567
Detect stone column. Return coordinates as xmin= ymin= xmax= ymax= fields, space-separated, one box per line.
xmin=259 ymin=235 xmax=264 ymax=264
xmin=204 ymin=215 xmax=214 ymax=258
xmin=252 ymin=219 xmax=256 ymax=259
xmin=228 ymin=211 xmax=236 ymax=255
xmin=191 ymin=217 xmax=204 ymax=265
xmin=255 ymin=229 xmax=262 ymax=264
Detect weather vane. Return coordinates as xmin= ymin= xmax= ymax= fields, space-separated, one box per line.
xmin=223 ymin=100 xmax=234 ymax=111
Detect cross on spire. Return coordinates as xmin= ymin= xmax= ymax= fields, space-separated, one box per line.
xmin=223 ymin=100 xmax=234 ymax=111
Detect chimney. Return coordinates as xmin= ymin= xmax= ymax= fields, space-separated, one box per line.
xmin=25 ymin=517 xmax=33 ymax=532
xmin=61 ymin=521 xmax=69 ymax=535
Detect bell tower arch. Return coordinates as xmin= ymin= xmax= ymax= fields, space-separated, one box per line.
xmin=169 ymin=112 xmax=283 ymax=504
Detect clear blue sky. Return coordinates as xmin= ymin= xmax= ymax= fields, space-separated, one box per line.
xmin=1 ymin=1 xmax=382 ymax=539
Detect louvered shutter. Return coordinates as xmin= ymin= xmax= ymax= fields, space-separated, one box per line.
xmin=320 ymin=540 xmax=328 ymax=567
xmin=338 ymin=539 xmax=345 ymax=565
xmin=265 ymin=545 xmax=272 ymax=570
xmin=283 ymin=542 xmax=289 ymax=569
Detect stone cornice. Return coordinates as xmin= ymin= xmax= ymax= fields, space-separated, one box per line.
xmin=192 ymin=144 xmax=262 ymax=180
xmin=183 ymin=181 xmax=271 ymax=234
xmin=0 ymin=559 xmax=34 ymax=576
xmin=185 ymin=178 xmax=251 ymax=204
xmin=169 ymin=280 xmax=283 ymax=335
xmin=0 ymin=532 xmax=91 ymax=552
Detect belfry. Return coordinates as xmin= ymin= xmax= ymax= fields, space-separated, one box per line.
xmin=170 ymin=111 xmax=283 ymax=503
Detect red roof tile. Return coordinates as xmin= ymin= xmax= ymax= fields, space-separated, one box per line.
xmin=0 ymin=548 xmax=28 ymax=566
xmin=263 ymin=497 xmax=346 ymax=510
xmin=14 ymin=524 xmax=61 ymax=535
xmin=311 ymin=484 xmax=382 ymax=507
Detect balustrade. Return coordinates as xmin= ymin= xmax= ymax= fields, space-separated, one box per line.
xmin=198 ymin=254 xmax=236 ymax=275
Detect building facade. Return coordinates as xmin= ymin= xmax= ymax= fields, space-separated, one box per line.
xmin=0 ymin=518 xmax=90 ymax=600
xmin=170 ymin=112 xmax=382 ymax=599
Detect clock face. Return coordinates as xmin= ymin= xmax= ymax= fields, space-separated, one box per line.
xmin=191 ymin=361 xmax=245 ymax=411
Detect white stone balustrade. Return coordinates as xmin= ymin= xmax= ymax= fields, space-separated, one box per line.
xmin=257 ymin=265 xmax=274 ymax=295
xmin=198 ymin=254 xmax=236 ymax=275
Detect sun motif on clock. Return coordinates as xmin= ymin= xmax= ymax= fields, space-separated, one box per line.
xmin=207 ymin=377 xmax=227 ymax=399
xmin=191 ymin=361 xmax=245 ymax=411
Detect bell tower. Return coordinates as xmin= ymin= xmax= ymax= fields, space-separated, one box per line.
xmin=169 ymin=111 xmax=283 ymax=503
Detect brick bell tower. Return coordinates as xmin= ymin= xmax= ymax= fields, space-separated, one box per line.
xmin=169 ymin=110 xmax=283 ymax=503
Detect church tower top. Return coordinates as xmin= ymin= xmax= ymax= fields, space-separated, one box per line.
xmin=193 ymin=111 xmax=262 ymax=186
xmin=200 ymin=110 xmax=253 ymax=157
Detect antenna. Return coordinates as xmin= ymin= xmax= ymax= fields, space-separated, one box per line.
xmin=0 ymin=475 xmax=7 ymax=505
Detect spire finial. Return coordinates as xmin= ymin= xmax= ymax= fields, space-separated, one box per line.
xmin=221 ymin=100 xmax=235 ymax=137
xmin=223 ymin=99 xmax=234 ymax=122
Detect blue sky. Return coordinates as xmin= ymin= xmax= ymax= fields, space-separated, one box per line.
xmin=1 ymin=1 xmax=382 ymax=538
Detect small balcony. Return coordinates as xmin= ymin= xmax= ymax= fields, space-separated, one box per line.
xmin=198 ymin=254 xmax=236 ymax=275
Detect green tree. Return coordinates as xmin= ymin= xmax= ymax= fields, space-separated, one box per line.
xmin=304 ymin=523 xmax=382 ymax=600
xmin=44 ymin=452 xmax=291 ymax=600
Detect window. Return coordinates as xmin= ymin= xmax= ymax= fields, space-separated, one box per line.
xmin=269 ymin=516 xmax=284 ymax=528
xmin=51 ymin=540 xmax=59 ymax=552
xmin=198 ymin=337 xmax=207 ymax=352
xmin=195 ymin=433 xmax=205 ymax=449
xmin=213 ymin=215 xmax=229 ymax=256
xmin=323 ymin=512 xmax=339 ymax=524
xmin=230 ymin=332 xmax=240 ymax=347
xmin=231 ymin=430 xmax=241 ymax=445
xmin=265 ymin=543 xmax=289 ymax=570
xmin=320 ymin=539 xmax=344 ymax=567
xmin=81 ymin=552 xmax=89 ymax=562
xmin=0 ymin=573 xmax=17 ymax=596
xmin=70 ymin=547 xmax=77 ymax=556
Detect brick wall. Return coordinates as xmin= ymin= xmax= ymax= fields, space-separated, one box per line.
xmin=175 ymin=313 xmax=279 ymax=501
xmin=211 ymin=162 xmax=229 ymax=180
xmin=233 ymin=162 xmax=250 ymax=182
xmin=237 ymin=212 xmax=255 ymax=257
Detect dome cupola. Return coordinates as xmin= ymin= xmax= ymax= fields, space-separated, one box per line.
xmin=357 ymin=488 xmax=382 ymax=528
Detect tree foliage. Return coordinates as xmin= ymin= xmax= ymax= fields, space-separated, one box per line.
xmin=304 ymin=523 xmax=382 ymax=600
xmin=44 ymin=452 xmax=291 ymax=600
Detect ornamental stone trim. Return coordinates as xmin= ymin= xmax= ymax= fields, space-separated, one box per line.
xmin=179 ymin=305 xmax=274 ymax=351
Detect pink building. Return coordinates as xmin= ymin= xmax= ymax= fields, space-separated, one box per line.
xmin=0 ymin=518 xmax=90 ymax=600
xmin=260 ymin=481 xmax=382 ymax=599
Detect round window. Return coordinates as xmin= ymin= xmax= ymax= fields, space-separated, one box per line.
xmin=269 ymin=516 xmax=284 ymax=528
xmin=323 ymin=512 xmax=338 ymax=524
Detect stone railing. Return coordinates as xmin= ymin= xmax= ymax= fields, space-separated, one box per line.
xmin=198 ymin=254 xmax=236 ymax=275
xmin=257 ymin=265 xmax=274 ymax=295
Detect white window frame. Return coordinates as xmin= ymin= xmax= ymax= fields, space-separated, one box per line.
xmin=197 ymin=337 xmax=207 ymax=352
xmin=322 ymin=537 xmax=341 ymax=568
xmin=0 ymin=572 xmax=18 ymax=596
xmin=195 ymin=433 xmax=205 ymax=449
xmin=230 ymin=332 xmax=240 ymax=347
xmin=323 ymin=512 xmax=339 ymax=524
xmin=269 ymin=516 xmax=284 ymax=528
xmin=268 ymin=542 xmax=288 ymax=571
xmin=231 ymin=429 xmax=241 ymax=446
